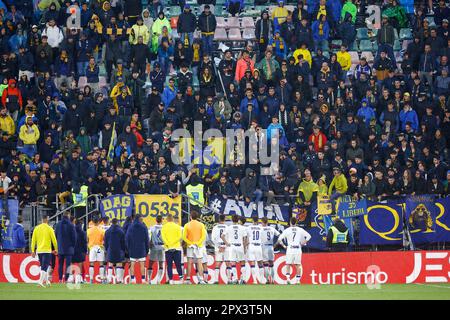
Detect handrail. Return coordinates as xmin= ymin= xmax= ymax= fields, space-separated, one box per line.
xmin=180 ymin=193 xmax=220 ymax=214
xmin=48 ymin=193 xmax=103 ymax=221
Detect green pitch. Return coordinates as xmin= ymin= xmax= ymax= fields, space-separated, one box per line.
xmin=0 ymin=283 xmax=449 ymax=300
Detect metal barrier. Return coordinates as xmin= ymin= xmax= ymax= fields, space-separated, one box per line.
xmin=49 ymin=194 xmax=102 ymax=230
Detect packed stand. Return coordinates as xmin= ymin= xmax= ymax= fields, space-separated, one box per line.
xmin=0 ymin=0 xmax=448 ymax=226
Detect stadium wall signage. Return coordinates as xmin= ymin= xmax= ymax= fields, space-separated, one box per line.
xmin=1 ymin=251 xmax=448 ymax=285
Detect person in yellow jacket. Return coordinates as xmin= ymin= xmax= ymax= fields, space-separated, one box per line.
xmin=110 ymin=78 xmax=132 ymax=112
xmin=328 ymin=167 xmax=348 ymax=212
xmin=129 ymin=16 xmax=150 ymax=45
xmin=297 ymin=169 xmax=319 ymax=205
xmin=272 ymin=0 xmax=289 ymax=27
xmin=336 ymin=45 xmax=352 ymax=79
xmin=161 ymin=213 xmax=184 ymax=284
xmin=19 ymin=116 xmax=40 ymax=158
xmin=182 ymin=210 xmax=207 ymax=284
xmin=0 ymin=107 xmax=15 ymax=135
xmin=293 ymin=43 xmax=312 ymax=67
xmin=31 ymin=214 xmax=58 ymax=287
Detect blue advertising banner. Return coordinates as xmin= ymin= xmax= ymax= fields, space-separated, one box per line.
xmin=435 ymin=196 xmax=450 ymax=242
xmin=337 ymin=195 xmax=368 ymax=219
xmin=359 ymin=200 xmax=404 ymax=245
xmin=405 ymin=195 xmax=439 ymax=244
xmin=99 ymin=195 xmax=133 ymax=226
xmin=209 ymin=196 xmax=290 ymax=232
xmin=0 ymin=200 xmax=19 ymax=250
xmin=306 ymin=202 xmax=329 ymax=250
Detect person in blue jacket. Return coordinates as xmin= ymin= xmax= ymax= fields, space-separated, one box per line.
xmin=357 ymin=98 xmax=376 ymax=125
xmin=73 ymin=218 xmax=87 ymax=284
xmin=126 ymin=214 xmax=149 ymax=284
xmin=104 ymin=218 xmax=126 ymax=284
xmin=162 ymin=77 xmax=177 ymax=110
xmin=399 ymin=103 xmax=419 ymax=132
xmin=312 ymin=15 xmax=330 ymax=52
xmin=12 ymin=216 xmax=26 ymax=252
xmin=268 ymin=30 xmax=288 ymax=62
xmin=55 ymin=211 xmax=77 ymax=282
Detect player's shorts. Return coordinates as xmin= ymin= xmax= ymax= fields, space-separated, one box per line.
xmin=228 ymin=245 xmax=245 ymax=262
xmin=247 ymin=245 xmax=263 ymax=261
xmin=285 ymin=250 xmax=302 ymax=265
xmin=149 ymin=249 xmax=165 ymax=262
xmin=215 ymin=246 xmax=228 ymax=262
xmin=129 ymin=257 xmax=146 ymax=262
xmin=186 ymin=245 xmax=203 ymax=259
xmin=89 ymin=245 xmax=105 ymax=262
xmin=262 ymin=245 xmax=275 ymax=261
xmin=200 ymin=246 xmax=208 ymax=264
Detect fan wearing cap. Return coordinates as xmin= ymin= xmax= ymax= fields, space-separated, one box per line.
xmin=235 ymin=50 xmax=255 ymax=82
xmin=255 ymin=10 xmax=272 ymax=53
xmin=308 ymin=125 xmax=327 ymax=152
xmin=272 ymin=0 xmax=289 ymax=27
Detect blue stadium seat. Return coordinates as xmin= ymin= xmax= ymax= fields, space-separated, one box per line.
xmin=356 ymin=28 xmax=369 ymax=40
xmin=399 ymin=28 xmax=413 ymax=40
xmin=358 ymin=40 xmax=373 ymax=52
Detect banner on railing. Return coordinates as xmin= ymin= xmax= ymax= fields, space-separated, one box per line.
xmin=317 ymin=195 xmax=332 ymax=215
xmin=337 ymin=195 xmax=368 ymax=218
xmin=359 ymin=196 xmax=450 ymax=245
xmin=134 ymin=195 xmax=181 ymax=226
xmin=0 ymin=200 xmax=19 ymax=250
xmin=99 ymin=195 xmax=133 ymax=226
xmin=2 ymin=251 xmax=448 ymax=284
xmin=208 ymin=196 xmax=290 ymax=232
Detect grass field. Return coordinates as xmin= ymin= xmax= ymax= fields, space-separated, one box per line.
xmin=0 ymin=283 xmax=449 ymax=300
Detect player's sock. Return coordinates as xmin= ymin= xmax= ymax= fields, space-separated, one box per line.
xmin=259 ymin=267 xmax=265 ymax=283
xmin=39 ymin=271 xmax=46 ymax=285
xmin=286 ymin=272 xmax=291 ymax=284
xmin=116 ymin=267 xmax=124 ymax=283
xmin=47 ymin=267 xmax=53 ymax=283
xmin=214 ymin=267 xmax=220 ymax=283
xmin=270 ymin=266 xmax=275 ymax=280
xmin=226 ymin=267 xmax=231 ymax=283
xmin=99 ymin=266 xmax=105 ymax=281
xmin=131 ymin=275 xmax=135 ymax=283
xmin=231 ymin=266 xmax=237 ymax=282
xmin=296 ymin=275 xmax=301 ymax=284
xmin=250 ymin=265 xmax=257 ymax=284
xmin=89 ymin=266 xmax=95 ymax=282
xmin=299 ymin=266 xmax=303 ymax=280
xmin=107 ymin=267 xmax=113 ymax=283
xmin=263 ymin=263 xmax=269 ymax=278
xmin=240 ymin=264 xmax=246 ymax=281
xmin=147 ymin=267 xmax=153 ymax=283
xmin=141 ymin=275 xmax=146 ymax=283
xmin=156 ymin=268 xmax=163 ymax=284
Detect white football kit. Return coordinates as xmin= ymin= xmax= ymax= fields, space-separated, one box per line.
xmin=149 ymin=224 xmax=165 ymax=262
xmin=278 ymin=226 xmax=311 ymax=265
xmin=211 ymin=223 xmax=228 ymax=262
xmin=246 ymin=224 xmax=264 ymax=262
xmin=224 ymin=224 xmax=247 ymax=262
xmin=261 ymin=226 xmax=280 ymax=261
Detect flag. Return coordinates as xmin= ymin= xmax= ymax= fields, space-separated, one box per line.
xmin=107 ymin=122 xmax=116 ymax=162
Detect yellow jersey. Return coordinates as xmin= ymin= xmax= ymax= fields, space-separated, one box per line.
xmin=30 ymin=223 xmax=58 ymax=254
xmin=161 ymin=222 xmax=183 ymax=250
xmin=87 ymin=225 xmax=105 ymax=249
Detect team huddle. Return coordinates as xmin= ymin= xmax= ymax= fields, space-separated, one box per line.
xmin=30 ymin=210 xmax=311 ymax=286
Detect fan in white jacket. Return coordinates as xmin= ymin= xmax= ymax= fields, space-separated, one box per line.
xmin=42 ymin=20 xmax=65 ymax=49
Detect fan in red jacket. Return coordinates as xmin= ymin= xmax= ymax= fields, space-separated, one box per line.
xmin=2 ymin=79 xmax=23 ymax=119
xmin=308 ymin=125 xmax=328 ymax=152
xmin=131 ymin=124 xmax=144 ymax=148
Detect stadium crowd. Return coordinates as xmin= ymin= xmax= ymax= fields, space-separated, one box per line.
xmin=0 ymin=0 xmax=449 ymax=234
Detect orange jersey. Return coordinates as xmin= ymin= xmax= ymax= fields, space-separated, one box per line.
xmin=87 ymin=225 xmax=105 ymax=249
xmin=182 ymin=220 xmax=206 ymax=247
